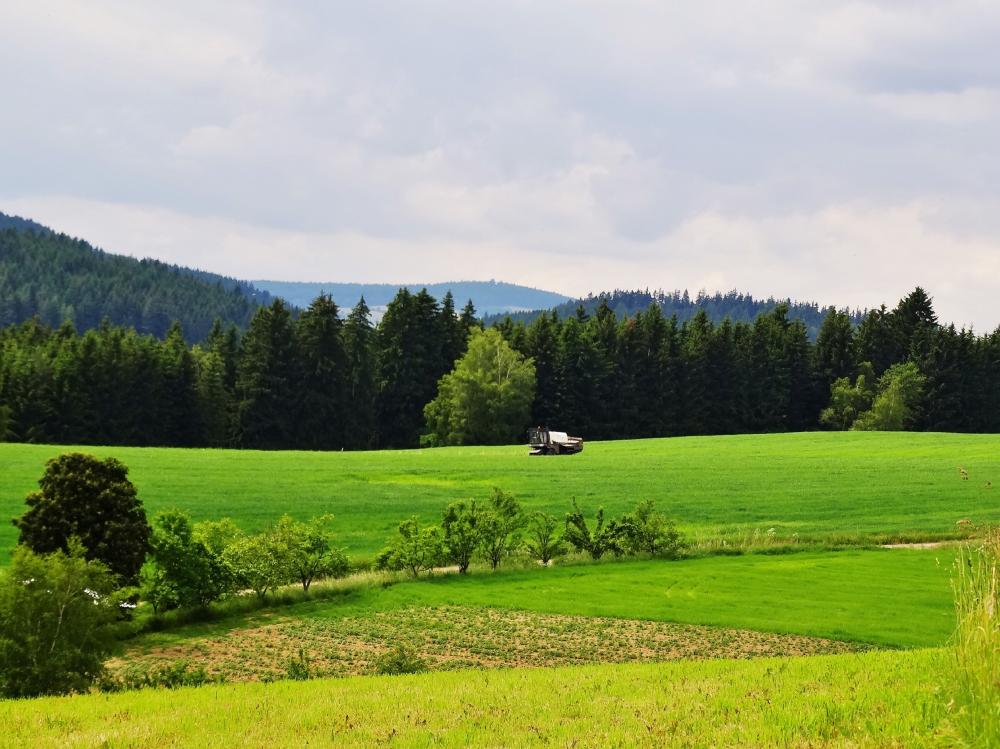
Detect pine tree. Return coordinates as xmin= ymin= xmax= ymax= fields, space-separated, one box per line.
xmin=236 ymin=300 xmax=300 ymax=449
xmin=343 ymin=298 xmax=376 ymax=449
xmin=296 ymin=294 xmax=348 ymax=449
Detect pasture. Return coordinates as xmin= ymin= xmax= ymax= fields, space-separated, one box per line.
xmin=1 ymin=431 xmax=997 ymax=559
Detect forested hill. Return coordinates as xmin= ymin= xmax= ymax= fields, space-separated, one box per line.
xmin=488 ymin=289 xmax=865 ymax=339
xmin=0 ymin=216 xmax=272 ymax=341
xmin=0 ymin=212 xmax=50 ymax=234
xmin=253 ymin=279 xmax=570 ymax=318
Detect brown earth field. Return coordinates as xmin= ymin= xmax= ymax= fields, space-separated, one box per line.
xmin=110 ymin=606 xmax=866 ymax=682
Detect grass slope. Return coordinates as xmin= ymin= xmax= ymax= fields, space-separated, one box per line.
xmin=1 ymin=432 xmax=996 ymax=559
xmin=3 ymin=649 xmax=949 ymax=748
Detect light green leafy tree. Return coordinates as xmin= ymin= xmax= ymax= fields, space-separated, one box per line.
xmin=819 ymin=362 xmax=876 ymax=431
xmin=141 ymin=509 xmax=233 ymax=612
xmin=222 ymin=533 xmax=292 ymax=600
xmin=524 ymin=511 xmax=565 ymax=565
xmin=376 ymin=517 xmax=444 ymax=577
xmin=615 ymin=500 xmax=686 ymax=559
xmin=0 ymin=540 xmax=126 ymax=697
xmin=272 ymin=514 xmax=349 ymax=591
xmin=423 ymin=328 xmax=536 ymax=446
xmin=479 ymin=488 xmax=524 ymax=570
xmin=853 ymin=362 xmax=926 ymax=431
xmin=441 ymin=501 xmax=484 ymax=574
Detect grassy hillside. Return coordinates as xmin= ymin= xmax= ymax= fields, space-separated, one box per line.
xmin=1 ymin=432 xmax=996 ymax=559
xmin=2 ymin=649 xmax=950 ymax=748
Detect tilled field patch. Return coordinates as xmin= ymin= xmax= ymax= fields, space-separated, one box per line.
xmin=109 ymin=606 xmax=866 ymax=682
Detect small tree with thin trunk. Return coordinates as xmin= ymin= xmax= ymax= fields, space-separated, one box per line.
xmin=525 ymin=511 xmax=565 ymax=565
xmin=272 ymin=515 xmax=349 ymax=591
xmin=376 ymin=518 xmax=444 ymax=578
xmin=441 ymin=501 xmax=483 ymax=574
xmin=479 ymin=488 xmax=524 ymax=570
xmin=564 ymin=499 xmax=619 ymax=560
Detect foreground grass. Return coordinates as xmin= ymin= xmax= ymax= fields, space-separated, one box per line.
xmin=2 ymin=649 xmax=949 ymax=748
xmin=1 ymin=432 xmax=997 ymax=558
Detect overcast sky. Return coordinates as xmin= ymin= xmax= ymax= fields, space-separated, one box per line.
xmin=2 ymin=1 xmax=999 ymax=328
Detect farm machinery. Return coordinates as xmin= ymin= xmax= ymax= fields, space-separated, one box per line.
xmin=528 ymin=427 xmax=584 ymax=456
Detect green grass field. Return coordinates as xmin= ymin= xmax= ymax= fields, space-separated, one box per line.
xmin=2 ymin=432 xmax=997 ymax=559
xmin=0 ymin=432 xmax=985 ymax=746
xmin=3 ymin=649 xmax=952 ymax=748
xmin=114 ymin=548 xmax=954 ymax=684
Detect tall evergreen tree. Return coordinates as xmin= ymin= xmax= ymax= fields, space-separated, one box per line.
xmin=236 ymin=300 xmax=299 ymax=449
xmin=343 ymin=298 xmax=376 ymax=449
xmin=296 ymin=295 xmax=348 ymax=450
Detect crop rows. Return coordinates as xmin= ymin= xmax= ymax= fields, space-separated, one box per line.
xmin=111 ymin=605 xmax=864 ymax=682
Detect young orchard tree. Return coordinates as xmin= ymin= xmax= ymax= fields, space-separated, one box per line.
xmin=193 ymin=518 xmax=244 ymax=558
xmin=222 ymin=533 xmax=293 ymax=600
xmin=441 ymin=500 xmax=484 ymax=574
xmin=272 ymin=514 xmax=349 ymax=591
xmin=0 ymin=541 xmax=126 ymax=698
xmin=479 ymin=488 xmax=524 ymax=570
xmin=376 ymin=517 xmax=444 ymax=578
xmin=422 ymin=328 xmax=536 ymax=446
xmin=13 ymin=453 xmax=150 ymax=584
xmin=141 ymin=509 xmax=232 ymax=612
xmin=564 ymin=499 xmax=619 ymax=560
xmin=616 ymin=500 xmax=686 ymax=559
xmin=525 ymin=511 xmax=565 ymax=565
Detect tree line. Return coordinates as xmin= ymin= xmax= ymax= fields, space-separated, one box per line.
xmin=487 ymin=288 xmax=865 ymax=340
xmin=1 ymin=285 xmax=998 ymax=449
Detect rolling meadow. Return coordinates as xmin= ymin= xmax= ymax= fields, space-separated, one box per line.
xmin=1 ymin=431 xmax=995 ymax=746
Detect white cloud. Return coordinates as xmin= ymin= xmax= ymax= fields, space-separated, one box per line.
xmin=1 ymin=1 xmax=999 ymax=329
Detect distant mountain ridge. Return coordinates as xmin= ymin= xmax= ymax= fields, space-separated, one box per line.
xmin=486 ymin=288 xmax=865 ymax=339
xmin=253 ymin=280 xmax=572 ymax=318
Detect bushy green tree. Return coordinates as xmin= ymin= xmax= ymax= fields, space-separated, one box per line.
xmin=0 ymin=541 xmax=125 ymax=697
xmin=272 ymin=515 xmax=349 ymax=591
xmin=615 ymin=500 xmax=685 ymax=558
xmin=376 ymin=518 xmax=444 ymax=577
xmin=423 ymin=328 xmax=536 ymax=446
xmin=524 ymin=511 xmax=564 ymax=565
xmin=141 ymin=509 xmax=232 ymax=612
xmin=853 ymin=362 xmax=927 ymax=431
xmin=479 ymin=488 xmax=524 ymax=570
xmin=222 ymin=533 xmax=292 ymax=599
xmin=13 ymin=453 xmax=150 ymax=584
xmin=564 ymin=500 xmax=618 ymax=560
xmin=441 ymin=501 xmax=484 ymax=574
xmin=819 ymin=363 xmax=876 ymax=430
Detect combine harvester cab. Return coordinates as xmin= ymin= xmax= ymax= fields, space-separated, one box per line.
xmin=528 ymin=427 xmax=584 ymax=456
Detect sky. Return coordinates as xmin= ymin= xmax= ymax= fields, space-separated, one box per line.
xmin=2 ymin=1 xmax=999 ymax=329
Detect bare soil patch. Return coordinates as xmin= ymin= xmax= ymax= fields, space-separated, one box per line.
xmin=109 ymin=606 xmax=865 ymax=682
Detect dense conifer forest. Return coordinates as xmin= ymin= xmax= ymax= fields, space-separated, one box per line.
xmin=0 ymin=224 xmax=271 ymax=341
xmin=489 ymin=289 xmax=865 ymax=339
xmin=1 ymin=284 xmax=996 ymax=448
